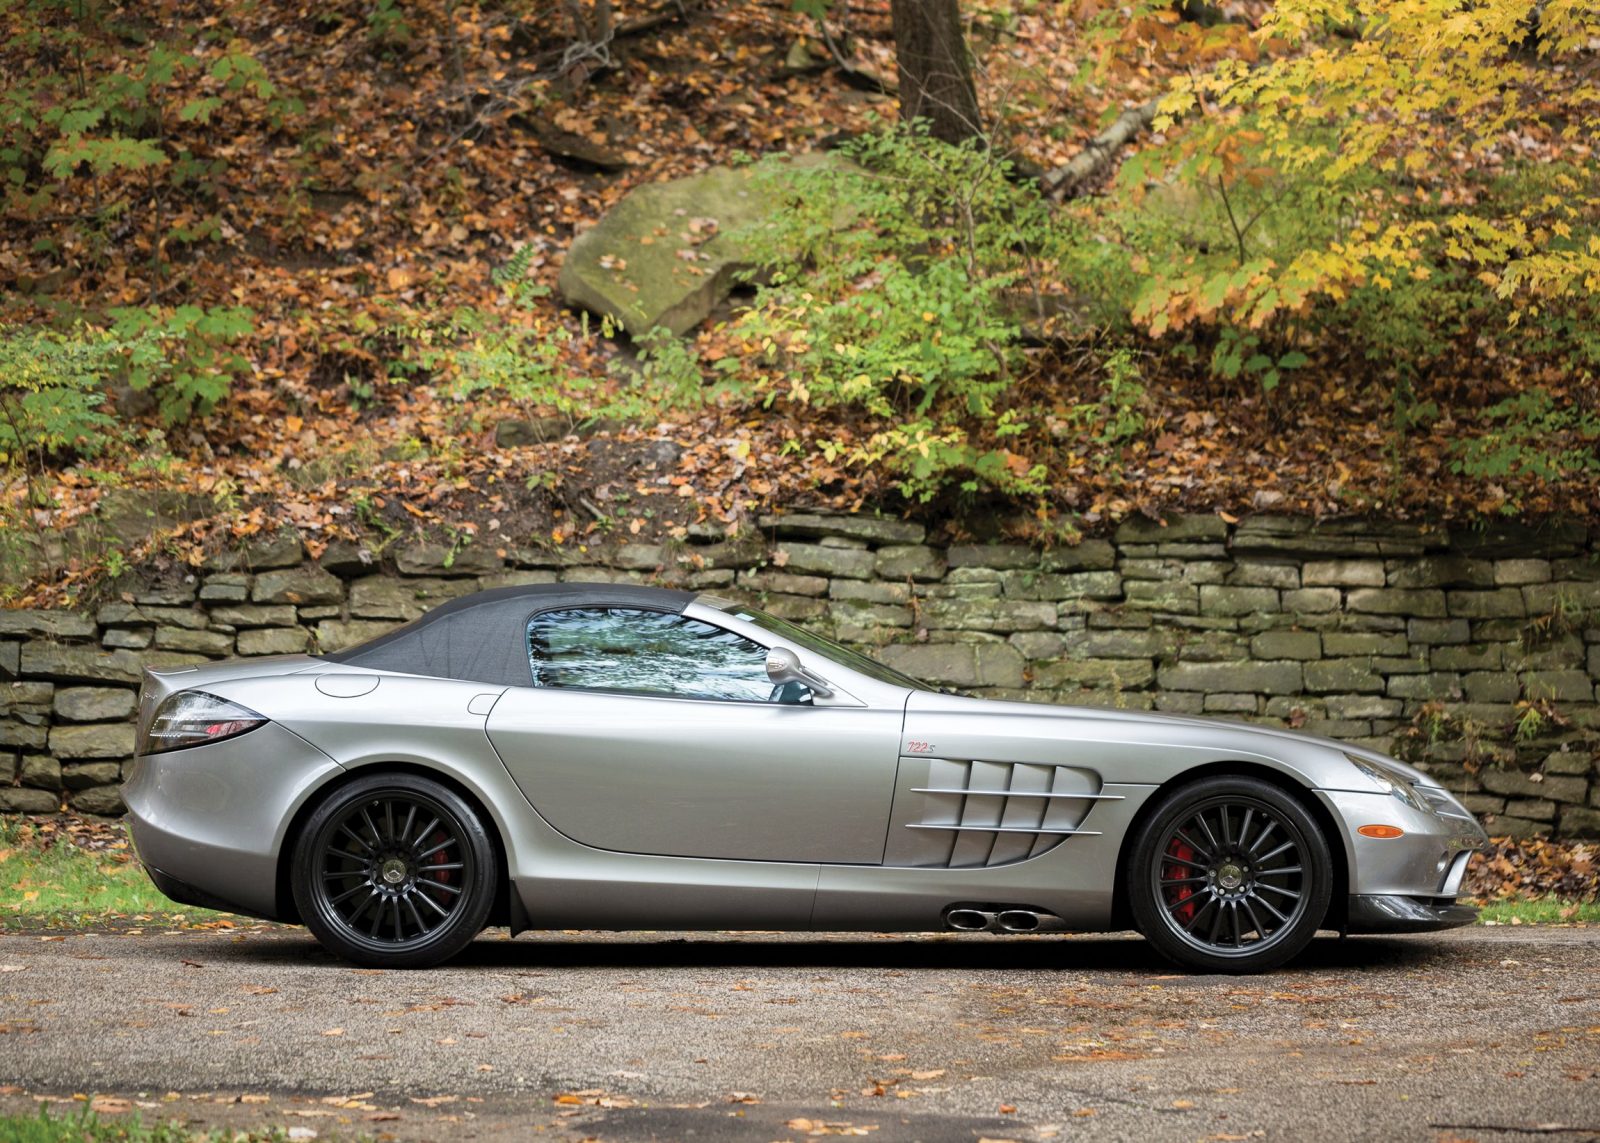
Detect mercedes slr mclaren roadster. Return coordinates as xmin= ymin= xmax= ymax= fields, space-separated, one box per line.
xmin=124 ymin=583 xmax=1488 ymax=972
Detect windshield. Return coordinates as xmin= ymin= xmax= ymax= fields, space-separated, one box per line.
xmin=702 ymin=598 xmax=932 ymax=692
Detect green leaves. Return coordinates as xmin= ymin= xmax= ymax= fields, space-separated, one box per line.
xmin=107 ymin=305 xmax=256 ymax=424
xmin=1450 ymin=388 xmax=1600 ymax=485
xmin=210 ymin=49 xmax=276 ymax=100
xmin=42 ymin=136 xmax=167 ymax=179
xmin=0 ymin=326 xmax=124 ymax=464
xmin=177 ymin=96 xmax=224 ymax=123
xmin=733 ymin=122 xmax=1055 ymax=500
xmin=1207 ymin=329 xmax=1310 ymax=392
xmin=1066 ymin=349 xmax=1147 ymax=455
xmin=54 ymin=107 xmax=106 ymax=135
xmin=445 ymin=264 xmax=724 ymax=434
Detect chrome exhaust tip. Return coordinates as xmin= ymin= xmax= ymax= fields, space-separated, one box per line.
xmin=996 ymin=909 xmax=1041 ymax=932
xmin=945 ymin=908 xmax=994 ymax=932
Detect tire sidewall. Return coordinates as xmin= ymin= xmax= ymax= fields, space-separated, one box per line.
xmin=1129 ymin=776 xmax=1333 ymax=974
xmin=292 ymin=772 xmax=497 ymax=969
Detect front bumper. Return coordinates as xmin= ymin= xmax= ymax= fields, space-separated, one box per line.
xmin=1319 ymin=788 xmax=1489 ymax=898
xmin=123 ymin=721 xmax=342 ymax=921
xmin=1346 ymin=894 xmax=1479 ymax=933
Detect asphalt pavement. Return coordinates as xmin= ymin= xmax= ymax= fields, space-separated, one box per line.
xmin=0 ymin=925 xmax=1596 ymax=1142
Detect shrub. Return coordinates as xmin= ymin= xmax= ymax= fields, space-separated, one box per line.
xmin=733 ymin=121 xmax=1063 ymax=499
xmin=446 ymin=248 xmax=732 ymax=432
xmin=0 ymin=325 xmax=124 ymax=473
xmin=1450 ymin=388 xmax=1600 ymax=486
xmin=108 ymin=305 xmax=255 ymax=423
xmin=1070 ymin=348 xmax=1148 ymax=455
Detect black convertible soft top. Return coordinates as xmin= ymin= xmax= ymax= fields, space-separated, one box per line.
xmin=321 ymin=582 xmax=695 ymax=687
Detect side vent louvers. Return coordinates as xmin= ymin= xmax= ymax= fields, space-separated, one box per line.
xmin=889 ymin=759 xmax=1120 ymax=869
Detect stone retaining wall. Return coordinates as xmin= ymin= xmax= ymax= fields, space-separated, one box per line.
xmin=4 ymin=513 xmax=1599 ymax=836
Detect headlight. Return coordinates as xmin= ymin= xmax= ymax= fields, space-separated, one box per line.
xmin=1344 ymin=752 xmax=1428 ymax=812
xmin=144 ymin=691 xmax=267 ymax=754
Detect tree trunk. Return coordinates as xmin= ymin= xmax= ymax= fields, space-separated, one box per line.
xmin=890 ymin=0 xmax=981 ymax=145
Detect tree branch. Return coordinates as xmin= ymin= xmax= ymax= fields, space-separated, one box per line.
xmin=1041 ymin=99 xmax=1160 ymax=200
xmin=616 ymin=0 xmax=694 ymax=38
xmin=816 ymin=20 xmax=898 ymax=96
xmin=1216 ymin=173 xmax=1247 ymax=264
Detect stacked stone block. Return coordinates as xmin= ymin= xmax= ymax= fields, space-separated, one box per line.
xmin=2 ymin=513 xmax=1598 ymax=836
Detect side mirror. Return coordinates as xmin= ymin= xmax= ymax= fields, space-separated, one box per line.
xmin=765 ymin=646 xmax=834 ymax=699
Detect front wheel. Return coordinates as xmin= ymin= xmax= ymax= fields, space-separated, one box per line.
xmin=291 ymin=773 xmax=497 ymax=968
xmin=1128 ymin=776 xmax=1333 ymax=973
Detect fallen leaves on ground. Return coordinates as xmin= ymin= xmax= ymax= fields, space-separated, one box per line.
xmin=553 ymin=1090 xmax=638 ymax=1109
xmin=1465 ymin=839 xmax=1597 ymax=903
xmin=785 ymin=1120 xmax=879 ymax=1137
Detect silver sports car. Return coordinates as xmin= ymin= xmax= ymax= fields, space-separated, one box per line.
xmin=125 ymin=583 xmax=1488 ymax=973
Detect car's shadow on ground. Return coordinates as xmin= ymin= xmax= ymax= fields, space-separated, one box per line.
xmin=214 ymin=929 xmax=1453 ymax=974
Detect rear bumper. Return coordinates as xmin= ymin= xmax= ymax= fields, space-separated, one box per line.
xmin=123 ymin=721 xmax=342 ymax=921
xmin=1346 ymin=893 xmax=1479 ymax=933
xmin=143 ymin=864 xmax=279 ymax=922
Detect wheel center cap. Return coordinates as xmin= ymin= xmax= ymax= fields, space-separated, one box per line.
xmin=380 ymin=858 xmax=408 ymax=886
xmin=1216 ymin=863 xmax=1244 ymax=890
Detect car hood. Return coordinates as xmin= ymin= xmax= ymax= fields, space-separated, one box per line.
xmin=907 ymin=689 xmax=1436 ymax=789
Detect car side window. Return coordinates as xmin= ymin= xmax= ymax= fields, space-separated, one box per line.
xmin=527 ymin=607 xmax=796 ymax=703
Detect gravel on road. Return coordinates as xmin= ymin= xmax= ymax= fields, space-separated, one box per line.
xmin=0 ymin=926 xmax=1596 ymax=1142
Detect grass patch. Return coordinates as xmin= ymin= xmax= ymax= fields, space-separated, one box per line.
xmin=0 ymin=817 xmax=228 ymax=929
xmin=3 ymin=814 xmax=1596 ymax=932
xmin=0 ymin=1106 xmax=296 ymax=1142
xmin=1476 ymin=898 xmax=1600 ymax=925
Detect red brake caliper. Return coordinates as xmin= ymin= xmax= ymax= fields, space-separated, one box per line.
xmin=427 ymin=830 xmax=453 ymax=903
xmin=1165 ymin=840 xmax=1196 ymax=924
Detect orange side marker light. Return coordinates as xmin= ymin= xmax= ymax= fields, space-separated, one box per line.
xmin=1357 ymin=824 xmax=1405 ymax=839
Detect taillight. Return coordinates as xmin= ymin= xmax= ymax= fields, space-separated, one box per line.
xmin=143 ymin=691 xmax=267 ymax=754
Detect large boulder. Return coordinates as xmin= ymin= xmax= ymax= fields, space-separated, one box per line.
xmin=558 ymin=155 xmax=837 ymax=336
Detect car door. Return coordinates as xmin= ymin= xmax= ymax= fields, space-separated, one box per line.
xmin=485 ymin=606 xmax=907 ymax=864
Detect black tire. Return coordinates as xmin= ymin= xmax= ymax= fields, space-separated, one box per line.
xmin=1128 ymin=775 xmax=1333 ymax=974
xmin=291 ymin=772 xmax=497 ymax=969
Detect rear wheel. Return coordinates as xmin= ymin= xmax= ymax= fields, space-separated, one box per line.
xmin=292 ymin=773 xmax=496 ymax=968
xmin=1128 ymin=776 xmax=1332 ymax=973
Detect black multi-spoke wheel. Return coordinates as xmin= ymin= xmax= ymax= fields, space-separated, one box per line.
xmin=292 ymin=774 xmax=496 ymax=968
xmin=1129 ymin=776 xmax=1332 ymax=973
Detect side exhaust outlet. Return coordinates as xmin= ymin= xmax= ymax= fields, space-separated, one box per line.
xmin=996 ymin=910 xmax=1041 ymax=932
xmin=944 ymin=906 xmax=1068 ymax=934
xmin=945 ymin=908 xmax=995 ymax=932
